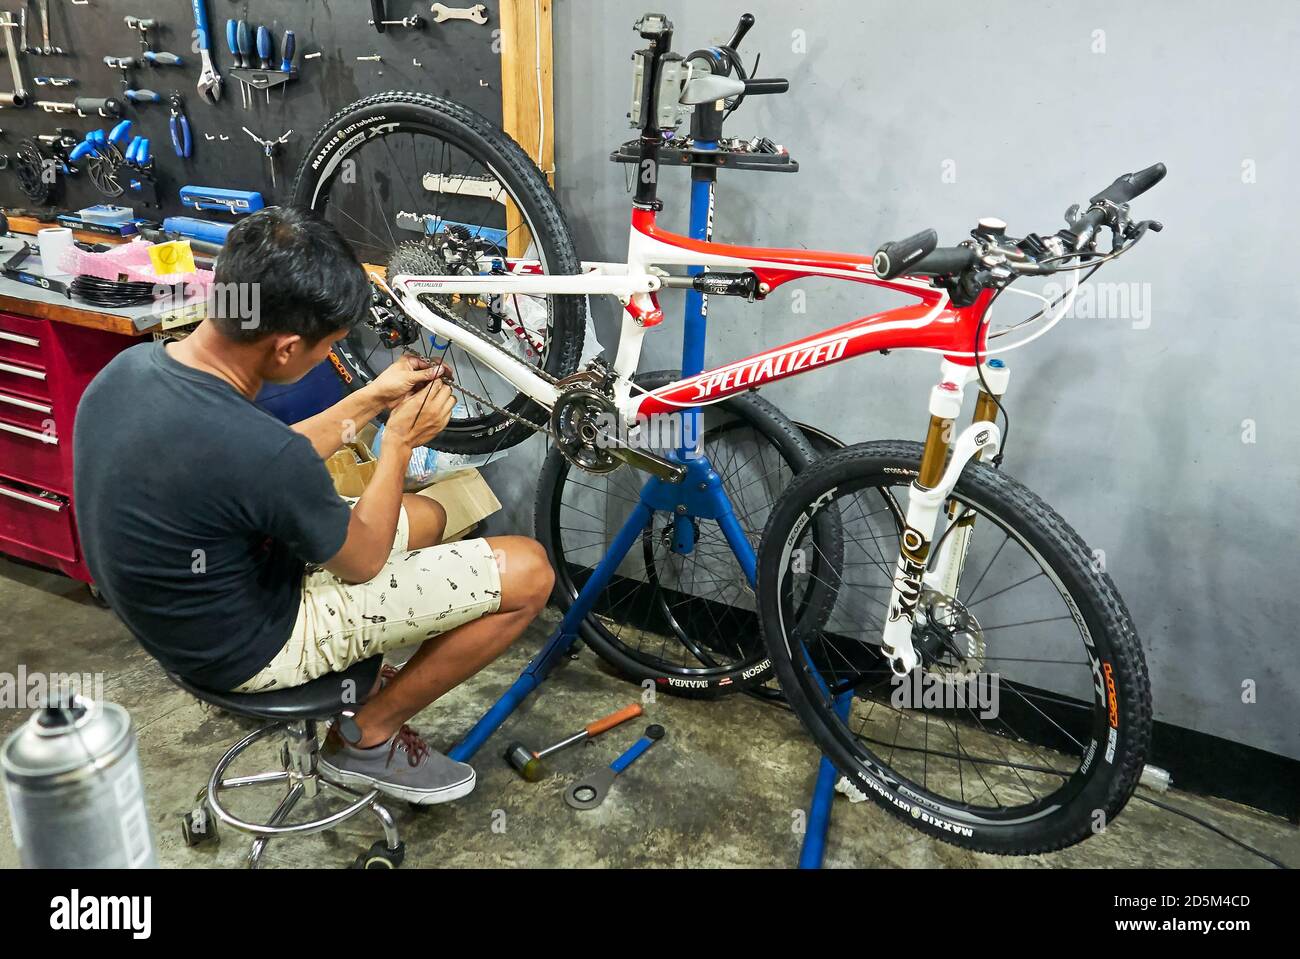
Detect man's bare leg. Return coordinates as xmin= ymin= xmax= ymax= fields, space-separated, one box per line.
xmin=350 ymin=534 xmax=552 ymax=748
xmin=401 ymin=493 xmax=447 ymax=549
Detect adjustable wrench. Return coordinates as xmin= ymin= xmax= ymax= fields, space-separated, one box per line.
xmin=192 ymin=0 xmax=222 ymax=104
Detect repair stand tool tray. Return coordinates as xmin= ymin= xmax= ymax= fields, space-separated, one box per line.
xmin=610 ymin=136 xmax=798 ymax=173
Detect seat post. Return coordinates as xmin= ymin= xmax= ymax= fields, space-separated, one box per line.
xmin=284 ymin=720 xmax=320 ymax=799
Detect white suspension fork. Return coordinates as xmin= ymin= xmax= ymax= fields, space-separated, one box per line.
xmin=880 ymin=362 xmax=1005 ymax=675
xmin=926 ymin=360 xmax=1010 ymax=598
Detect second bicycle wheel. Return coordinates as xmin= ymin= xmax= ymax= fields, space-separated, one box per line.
xmin=291 ymin=91 xmax=586 ymax=454
xmin=758 ymin=441 xmax=1152 ymax=853
xmin=536 ymin=370 xmax=828 ymax=697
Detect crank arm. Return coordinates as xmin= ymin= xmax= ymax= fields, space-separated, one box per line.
xmin=608 ymin=444 xmax=686 ymax=483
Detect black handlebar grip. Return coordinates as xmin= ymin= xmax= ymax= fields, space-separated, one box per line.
xmin=744 ymin=78 xmax=789 ymax=95
xmin=727 ymin=13 xmax=755 ymax=49
xmin=1091 ymin=162 xmax=1167 ymax=206
xmin=911 ymin=246 xmax=978 ymax=277
xmin=873 ymin=229 xmax=939 ymax=280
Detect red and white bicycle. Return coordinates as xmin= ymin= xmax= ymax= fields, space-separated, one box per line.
xmin=293 ymin=11 xmax=1159 ymax=852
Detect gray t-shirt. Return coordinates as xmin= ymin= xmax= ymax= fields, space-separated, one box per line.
xmin=73 ymin=340 xmax=352 ymax=689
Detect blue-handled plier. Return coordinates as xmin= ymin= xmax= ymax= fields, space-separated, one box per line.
xmin=168 ymin=93 xmax=192 ymax=159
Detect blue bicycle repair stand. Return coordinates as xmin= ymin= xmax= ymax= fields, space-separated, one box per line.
xmin=448 ymin=141 xmax=757 ymax=764
xmin=448 ymin=134 xmax=841 ymax=870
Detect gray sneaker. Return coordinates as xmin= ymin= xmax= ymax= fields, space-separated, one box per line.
xmin=320 ymin=724 xmax=476 ymax=805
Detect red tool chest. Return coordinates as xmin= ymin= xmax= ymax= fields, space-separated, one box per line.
xmin=0 ymin=310 xmax=142 ymax=582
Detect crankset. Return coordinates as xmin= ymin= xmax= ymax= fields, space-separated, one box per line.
xmin=550 ymin=385 xmax=686 ymax=482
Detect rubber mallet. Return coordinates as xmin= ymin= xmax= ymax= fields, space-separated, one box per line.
xmin=504 ymin=703 xmax=643 ymax=781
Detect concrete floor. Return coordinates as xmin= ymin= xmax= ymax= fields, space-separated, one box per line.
xmin=1 ymin=556 xmax=1295 ymax=869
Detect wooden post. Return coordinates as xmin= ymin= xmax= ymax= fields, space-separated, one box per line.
xmin=499 ymin=0 xmax=555 ymax=258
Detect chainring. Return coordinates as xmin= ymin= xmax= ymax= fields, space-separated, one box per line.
xmin=550 ymin=387 xmax=621 ymax=475
xmin=14 ymin=140 xmax=52 ymax=205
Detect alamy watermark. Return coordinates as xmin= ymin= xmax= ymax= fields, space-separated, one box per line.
xmin=0 ymin=667 xmax=105 ymax=710
xmin=1041 ymin=280 xmax=1153 ymax=329
xmin=890 ymin=669 xmax=1000 ymax=719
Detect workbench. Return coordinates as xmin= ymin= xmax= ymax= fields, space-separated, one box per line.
xmin=0 ymin=230 xmax=166 ymax=586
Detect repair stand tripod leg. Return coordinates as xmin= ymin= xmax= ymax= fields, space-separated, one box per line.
xmin=798 ymin=691 xmax=852 ymax=868
xmin=448 ymin=499 xmax=656 ymax=762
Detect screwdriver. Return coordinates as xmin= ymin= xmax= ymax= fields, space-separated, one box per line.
xmin=279 ymin=30 xmax=295 ymax=100
xmin=225 ymin=19 xmax=247 ymax=109
xmin=237 ymin=20 xmax=252 ymax=108
xmin=256 ymin=25 xmax=272 ymax=103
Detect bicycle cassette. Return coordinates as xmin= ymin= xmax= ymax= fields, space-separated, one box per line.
xmin=550 ymin=387 xmax=621 ymax=475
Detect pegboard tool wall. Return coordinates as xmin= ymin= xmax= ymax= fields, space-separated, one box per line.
xmin=0 ymin=0 xmax=503 ymax=220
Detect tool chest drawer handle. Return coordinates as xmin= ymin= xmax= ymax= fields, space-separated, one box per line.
xmin=0 ymin=330 xmax=40 ymax=348
xmin=0 ymin=393 xmax=52 ymax=414
xmin=0 ymin=485 xmax=63 ymax=512
xmin=0 ymin=361 xmax=45 ymax=381
xmin=0 ymin=420 xmax=57 ymax=444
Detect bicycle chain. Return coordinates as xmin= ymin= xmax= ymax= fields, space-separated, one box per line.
xmin=409 ymin=296 xmax=560 ymax=440
xmin=445 ymin=375 xmax=556 ymax=440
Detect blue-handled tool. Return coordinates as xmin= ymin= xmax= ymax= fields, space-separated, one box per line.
xmin=256 ymin=25 xmax=272 ymax=103
xmin=277 ymin=30 xmax=296 ymax=101
xmin=224 ymin=19 xmax=246 ymax=109
xmin=237 ymin=19 xmax=252 ymax=110
xmin=68 ymin=139 xmax=97 ymax=163
xmin=280 ymin=30 xmax=295 ymax=71
xmin=143 ymin=51 xmax=184 ymax=67
xmin=192 ymin=0 xmax=222 ymax=104
xmin=564 ymin=724 xmax=665 ymax=809
xmin=168 ymin=94 xmax=192 ymax=159
xmin=108 ymin=120 xmax=133 ymax=149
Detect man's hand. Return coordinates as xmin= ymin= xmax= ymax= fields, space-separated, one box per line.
xmin=385 ymin=380 xmax=457 ymax=451
xmin=365 ymin=354 xmax=450 ymax=412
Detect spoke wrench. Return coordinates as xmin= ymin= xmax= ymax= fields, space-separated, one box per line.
xmin=564 ymin=725 xmax=664 ymax=810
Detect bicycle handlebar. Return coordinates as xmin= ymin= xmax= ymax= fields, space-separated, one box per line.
xmin=874 ymin=164 xmax=1166 ymax=284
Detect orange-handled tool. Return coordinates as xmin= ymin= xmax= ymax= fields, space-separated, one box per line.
xmin=584 ymin=703 xmax=643 ymax=737
xmin=504 ymin=703 xmax=644 ymax=782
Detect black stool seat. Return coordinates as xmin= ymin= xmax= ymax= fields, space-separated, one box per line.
xmin=168 ymin=657 xmax=384 ymax=722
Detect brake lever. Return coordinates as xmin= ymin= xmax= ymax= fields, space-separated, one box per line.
xmin=1126 ymin=218 xmax=1163 ymax=240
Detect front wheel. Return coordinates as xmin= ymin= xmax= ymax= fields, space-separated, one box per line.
xmin=758 ymin=441 xmax=1152 ymax=854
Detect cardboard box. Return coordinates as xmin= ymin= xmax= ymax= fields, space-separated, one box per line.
xmin=415 ymin=469 xmax=502 ymax=542
xmin=326 ymin=428 xmax=501 ymax=542
xmin=325 ymin=441 xmax=378 ymax=498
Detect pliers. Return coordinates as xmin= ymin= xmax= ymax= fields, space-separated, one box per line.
xmin=169 ymin=93 xmax=192 ymax=159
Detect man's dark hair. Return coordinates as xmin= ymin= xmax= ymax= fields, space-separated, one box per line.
xmin=209 ymin=206 xmax=371 ymax=343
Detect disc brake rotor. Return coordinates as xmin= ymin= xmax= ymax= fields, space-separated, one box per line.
xmin=915 ymin=589 xmax=987 ymax=683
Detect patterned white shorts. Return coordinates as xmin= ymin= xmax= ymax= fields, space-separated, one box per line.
xmin=232 ymin=501 xmax=502 ymax=693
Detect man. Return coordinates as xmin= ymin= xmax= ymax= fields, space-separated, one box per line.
xmin=74 ymin=206 xmax=553 ymax=805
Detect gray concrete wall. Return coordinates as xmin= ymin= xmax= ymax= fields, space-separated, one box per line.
xmin=482 ymin=0 xmax=1300 ymax=759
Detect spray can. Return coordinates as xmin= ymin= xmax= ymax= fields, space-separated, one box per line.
xmin=2 ymin=696 xmax=156 ymax=868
